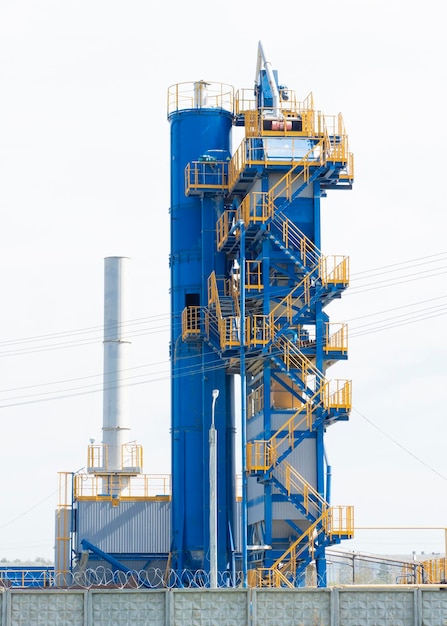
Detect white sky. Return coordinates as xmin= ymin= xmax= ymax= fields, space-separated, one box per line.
xmin=0 ymin=0 xmax=446 ymax=562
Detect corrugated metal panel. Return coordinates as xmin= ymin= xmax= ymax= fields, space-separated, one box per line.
xmin=272 ymin=501 xmax=307 ymax=522
xmin=288 ymin=440 xmax=317 ymax=484
xmin=247 ymin=413 xmax=263 ymax=440
xmin=75 ymin=500 xmax=170 ymax=554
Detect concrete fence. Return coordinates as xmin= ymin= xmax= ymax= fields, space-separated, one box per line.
xmin=1 ymin=585 xmax=447 ymax=625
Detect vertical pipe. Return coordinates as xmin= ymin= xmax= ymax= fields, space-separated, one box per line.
xmin=326 ymin=464 xmax=332 ymax=503
xmin=239 ymin=221 xmax=248 ymax=587
xmin=209 ymin=389 xmax=219 ymax=588
xmin=102 ymin=257 xmax=131 ymax=477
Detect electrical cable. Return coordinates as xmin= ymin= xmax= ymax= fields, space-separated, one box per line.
xmin=0 ymin=250 xmax=446 ymax=357
xmin=352 ymin=407 xmax=447 ymax=482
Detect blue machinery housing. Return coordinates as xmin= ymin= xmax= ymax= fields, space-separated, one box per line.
xmin=168 ymin=44 xmax=354 ymax=587
xmin=2 ymin=46 xmax=355 ymax=590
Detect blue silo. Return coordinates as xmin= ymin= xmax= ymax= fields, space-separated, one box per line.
xmin=168 ymin=82 xmax=237 ymax=575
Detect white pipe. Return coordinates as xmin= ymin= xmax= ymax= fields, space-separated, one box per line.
xmin=209 ymin=389 xmax=219 ymax=588
xmin=102 ymin=256 xmax=131 ymax=473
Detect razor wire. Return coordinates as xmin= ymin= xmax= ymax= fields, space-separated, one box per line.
xmin=1 ymin=565 xmax=400 ymax=589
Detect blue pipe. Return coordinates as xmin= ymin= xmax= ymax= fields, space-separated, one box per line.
xmin=238 ymin=220 xmax=248 ymax=587
xmin=80 ymin=539 xmax=151 ymax=588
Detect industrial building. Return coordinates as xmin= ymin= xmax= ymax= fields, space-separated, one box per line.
xmin=53 ymin=42 xmax=355 ymax=589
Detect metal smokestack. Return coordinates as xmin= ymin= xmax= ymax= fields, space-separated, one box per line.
xmin=102 ymin=256 xmax=131 ymax=473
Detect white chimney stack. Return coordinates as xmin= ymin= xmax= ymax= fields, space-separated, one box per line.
xmin=102 ymin=256 xmax=131 ymax=472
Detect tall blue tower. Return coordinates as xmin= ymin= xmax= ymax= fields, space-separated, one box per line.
xmin=168 ymin=82 xmax=237 ymax=575
xmin=169 ymin=44 xmax=355 ymax=588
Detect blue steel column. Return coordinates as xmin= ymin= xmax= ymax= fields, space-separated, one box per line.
xmin=314 ymin=184 xmax=327 ymax=586
xmin=239 ymin=221 xmax=248 ymax=587
xmin=168 ymin=96 xmax=235 ymax=576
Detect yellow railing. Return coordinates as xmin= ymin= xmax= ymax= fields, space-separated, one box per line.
xmin=235 ymin=89 xmax=316 ymax=135
xmin=57 ymin=472 xmax=72 ymax=508
xmin=221 ymin=317 xmax=241 ymax=347
xmin=167 ymin=81 xmax=234 ymax=116
xmin=251 ymin=516 xmax=320 ymax=587
xmin=250 ymin=505 xmax=354 ymax=587
xmin=184 ymin=160 xmax=229 ymax=195
xmin=235 ymin=87 xmax=305 ymax=115
xmin=74 ymin=473 xmax=172 ymax=501
xmin=326 ymin=505 xmax=355 ymax=539
xmin=340 ymin=151 xmax=355 ymax=183
xmin=248 ymin=384 xmax=264 ymax=418
xmin=216 ymin=195 xmax=271 ymax=251
xmin=208 ymin=271 xmax=340 ymax=352
xmin=87 ymin=443 xmax=143 ymax=473
xmin=228 ymin=134 xmax=328 ymax=195
xmin=264 ymin=135 xmax=327 ymax=203
xmin=230 ymin=118 xmax=351 ymax=199
xmin=401 ymin=557 xmax=447 ymax=584
xmin=219 ymin=135 xmax=335 ymax=250
xmin=226 ymin=272 xmax=241 ymax=316
xmin=208 ymin=271 xmax=230 ymax=350
xmin=207 ymin=271 xmax=249 ymax=350
xmin=246 ymin=260 xmax=263 ymax=291
xmin=207 ymin=272 xmax=223 ymax=318
xmin=239 ymin=192 xmax=272 ymax=224
xmin=319 ymin=255 xmax=350 ymax=286
xmin=324 ymin=322 xmax=348 ymax=354
xmin=219 ymin=131 xmax=344 ymax=252
xmin=247 ymin=399 xmax=315 ymax=473
xmin=181 ymin=305 xmax=202 ymax=340
xmin=248 ymin=315 xmax=272 ymax=347
xmin=217 ymin=208 xmax=237 ymax=251
xmin=269 ymin=271 xmax=314 ymax=326
xmin=217 ymin=203 xmax=349 ymax=295
xmin=322 ymin=379 xmax=352 ymax=411
xmin=275 ymin=335 xmax=323 ymax=385
xmin=276 ymin=462 xmax=328 ymax=518
xmin=280 ymin=218 xmax=320 ymax=267
xmin=247 ymin=377 xmax=351 ymax=473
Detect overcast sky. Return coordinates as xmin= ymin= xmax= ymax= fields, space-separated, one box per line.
xmin=0 ymin=0 xmax=446 ymax=562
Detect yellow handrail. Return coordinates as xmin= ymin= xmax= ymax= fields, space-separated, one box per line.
xmin=247 ymin=376 xmax=351 ymax=474
xmin=181 ymin=306 xmax=202 ymax=340
xmin=280 ymin=218 xmax=319 ymax=267
xmin=322 ymin=379 xmax=352 ymax=411
xmin=276 ymin=461 xmax=328 ymax=517
xmin=184 ymin=160 xmax=229 ymax=195
xmin=250 ymin=504 xmax=354 ymax=587
xmin=247 ymin=398 xmax=316 ymax=473
xmin=324 ymin=322 xmax=348 ymax=354
xmin=401 ymin=557 xmax=447 ymax=584
xmin=74 ymin=473 xmax=172 ymax=500
xmin=247 ymin=384 xmax=264 ymax=418
xmin=269 ymin=270 xmax=314 ymax=326
xmin=87 ymin=443 xmax=143 ymax=472
xmin=275 ymin=335 xmax=323 ymax=385
xmin=167 ymin=81 xmax=234 ymax=116
xmin=319 ymin=255 xmax=350 ymax=286
xmin=216 ymin=208 xmax=237 ymax=251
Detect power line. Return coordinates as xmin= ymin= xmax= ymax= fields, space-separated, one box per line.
xmin=0 ymin=250 xmax=446 ymax=357
xmin=353 ymin=407 xmax=447 ymax=482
